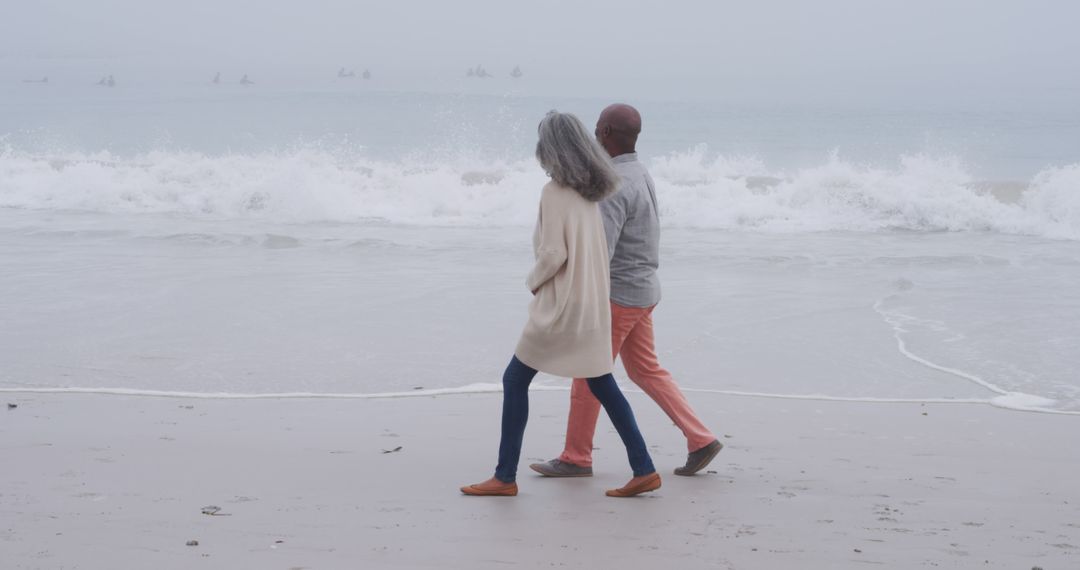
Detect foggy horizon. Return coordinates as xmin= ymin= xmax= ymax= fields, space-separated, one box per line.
xmin=4 ymin=0 xmax=1079 ymax=103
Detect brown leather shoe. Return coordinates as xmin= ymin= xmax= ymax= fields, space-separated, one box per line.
xmin=605 ymin=472 xmax=661 ymax=497
xmin=460 ymin=477 xmax=518 ymax=496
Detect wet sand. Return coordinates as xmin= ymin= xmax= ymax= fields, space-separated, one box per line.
xmin=2 ymin=391 xmax=1077 ymax=569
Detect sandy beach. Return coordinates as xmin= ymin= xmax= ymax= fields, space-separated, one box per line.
xmin=2 ymin=389 xmax=1077 ymax=569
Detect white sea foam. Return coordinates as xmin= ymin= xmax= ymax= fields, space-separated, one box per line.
xmin=4 ymin=384 xmax=1077 ymax=415
xmin=0 ymin=383 xmax=546 ymax=400
xmin=872 ymin=298 xmax=1010 ymax=396
xmin=1 ymin=145 xmax=1077 ymax=239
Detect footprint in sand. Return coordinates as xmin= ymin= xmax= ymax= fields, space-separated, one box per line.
xmin=873 ymin=504 xmax=902 ymax=517
xmin=735 ymin=525 xmax=757 ymax=537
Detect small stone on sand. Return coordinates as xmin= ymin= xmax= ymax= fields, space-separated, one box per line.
xmin=186 ymin=540 xmax=199 ymax=546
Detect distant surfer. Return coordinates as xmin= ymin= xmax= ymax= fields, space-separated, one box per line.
xmin=212 ymin=72 xmax=221 ymax=84
xmin=338 ymin=67 xmax=355 ymax=78
xmin=362 ymin=69 xmax=371 ymax=80
xmin=467 ymin=67 xmax=475 ymax=77
xmin=240 ymin=74 xmax=254 ymax=85
xmin=510 ymin=65 xmax=523 ymax=79
xmin=106 ymin=75 xmax=116 ymax=87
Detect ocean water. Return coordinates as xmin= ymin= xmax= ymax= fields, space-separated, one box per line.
xmin=1 ymin=80 xmax=1078 ymax=413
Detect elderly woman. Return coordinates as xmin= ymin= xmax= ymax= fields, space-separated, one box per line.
xmin=461 ymin=112 xmax=661 ymax=498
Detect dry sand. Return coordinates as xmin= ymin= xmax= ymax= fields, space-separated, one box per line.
xmin=2 ymin=390 xmax=1077 ymax=569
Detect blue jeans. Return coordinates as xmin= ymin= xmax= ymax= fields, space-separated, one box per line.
xmin=494 ymin=356 xmax=655 ymax=483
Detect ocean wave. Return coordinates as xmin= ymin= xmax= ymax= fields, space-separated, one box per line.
xmin=1 ymin=145 xmax=1077 ymax=239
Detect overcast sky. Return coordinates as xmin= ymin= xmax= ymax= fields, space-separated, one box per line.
xmin=3 ymin=0 xmax=1078 ymax=101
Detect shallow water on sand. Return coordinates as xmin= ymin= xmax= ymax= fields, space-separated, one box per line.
xmin=2 ymin=210 xmax=1076 ymax=413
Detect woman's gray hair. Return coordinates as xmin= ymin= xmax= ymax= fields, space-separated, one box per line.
xmin=535 ymin=111 xmax=618 ymax=202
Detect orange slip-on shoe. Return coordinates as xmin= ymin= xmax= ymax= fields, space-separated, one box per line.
xmin=460 ymin=477 xmax=519 ymax=496
xmin=605 ymin=473 xmax=661 ymax=498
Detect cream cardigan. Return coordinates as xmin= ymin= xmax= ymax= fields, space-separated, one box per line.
xmin=514 ymin=182 xmax=613 ymax=379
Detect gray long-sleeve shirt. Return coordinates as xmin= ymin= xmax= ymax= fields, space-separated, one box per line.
xmin=600 ymin=152 xmax=661 ymax=308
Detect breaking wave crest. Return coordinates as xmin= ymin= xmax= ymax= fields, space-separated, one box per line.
xmin=1 ymin=145 xmax=1077 ymax=239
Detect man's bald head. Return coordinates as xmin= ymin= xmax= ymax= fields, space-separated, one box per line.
xmin=595 ymin=103 xmax=642 ymax=158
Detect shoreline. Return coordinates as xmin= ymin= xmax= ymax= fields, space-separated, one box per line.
xmin=4 ymin=384 xmax=1079 ymax=416
xmin=3 ymin=390 xmax=1077 ymax=569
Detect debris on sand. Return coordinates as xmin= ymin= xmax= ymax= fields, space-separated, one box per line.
xmin=186 ymin=540 xmax=199 ymax=547
xmin=6 ymin=403 xmax=16 ymax=409
xmin=201 ymin=505 xmax=230 ymax=516
xmin=381 ymin=446 xmax=403 ymax=454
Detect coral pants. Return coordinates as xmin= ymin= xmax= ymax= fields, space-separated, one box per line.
xmin=558 ymin=302 xmax=717 ymax=467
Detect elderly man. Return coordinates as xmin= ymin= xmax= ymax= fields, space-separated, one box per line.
xmin=531 ymin=104 xmax=722 ymax=478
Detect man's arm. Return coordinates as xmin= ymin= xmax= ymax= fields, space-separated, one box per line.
xmin=599 ymin=187 xmax=628 ymax=260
